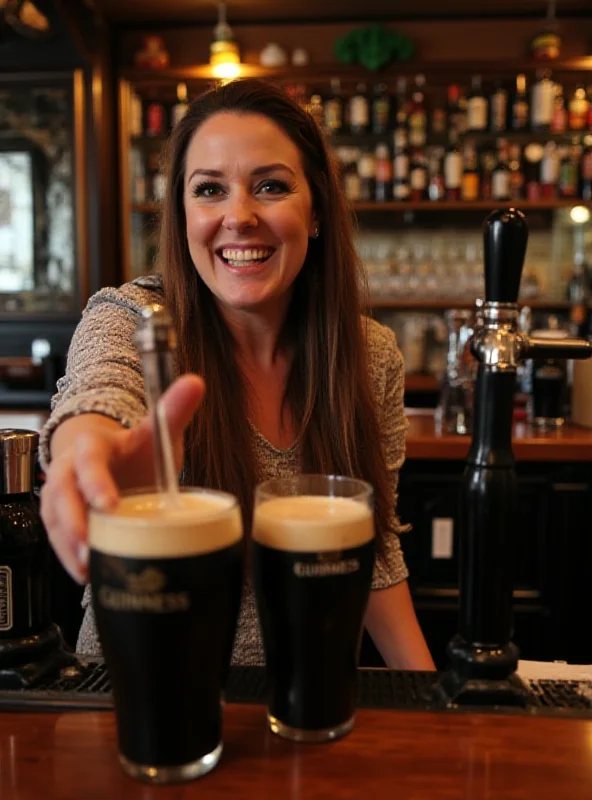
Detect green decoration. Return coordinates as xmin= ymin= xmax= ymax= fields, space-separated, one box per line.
xmin=334 ymin=24 xmax=415 ymax=72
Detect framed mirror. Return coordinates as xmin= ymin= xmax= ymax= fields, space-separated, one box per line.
xmin=0 ymin=70 xmax=87 ymax=316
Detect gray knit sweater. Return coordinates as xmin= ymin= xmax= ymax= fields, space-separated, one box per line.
xmin=40 ymin=274 xmax=410 ymax=664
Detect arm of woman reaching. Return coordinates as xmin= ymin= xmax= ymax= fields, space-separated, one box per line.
xmin=363 ymin=321 xmax=436 ymax=671
xmin=365 ymin=582 xmax=436 ymax=670
xmin=41 ymin=376 xmax=205 ymax=585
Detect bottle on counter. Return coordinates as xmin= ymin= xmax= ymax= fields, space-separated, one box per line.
xmin=146 ymin=100 xmax=166 ymax=136
xmin=374 ymin=143 xmax=392 ymax=203
xmin=467 ymin=74 xmax=488 ymax=132
xmin=480 ymin=150 xmax=497 ymax=200
xmin=558 ymin=142 xmax=580 ymax=198
xmin=371 ymin=83 xmax=391 ymax=135
xmin=461 ymin=144 xmax=480 ymax=201
xmin=357 ymin=149 xmax=376 ymax=202
xmin=308 ymin=92 xmax=324 ymax=128
xmin=392 ymin=114 xmax=410 ymax=201
xmin=523 ymin=142 xmax=544 ymax=201
xmin=568 ymin=84 xmax=590 ymax=131
xmin=409 ymin=148 xmax=428 ymax=202
xmin=491 ymin=140 xmax=511 ymax=201
xmin=530 ymin=69 xmax=555 ymax=131
xmin=567 ymin=252 xmax=589 ymax=337
xmin=129 ymin=90 xmax=144 ymax=137
xmin=540 ymin=141 xmax=560 ymax=198
xmin=324 ymin=77 xmax=343 ymax=135
xmin=444 ymin=129 xmax=463 ymax=201
xmin=171 ymin=82 xmax=189 ymax=128
xmin=427 ymin=149 xmax=446 ymax=201
xmin=348 ymin=83 xmax=369 ymax=135
xmin=408 ymin=74 xmax=428 ymax=148
xmin=550 ymin=83 xmax=568 ymax=133
xmin=508 ymin=142 xmax=525 ymax=200
xmin=447 ymin=83 xmax=467 ymax=136
xmin=511 ymin=74 xmax=529 ymax=131
xmin=490 ymin=80 xmax=508 ymax=133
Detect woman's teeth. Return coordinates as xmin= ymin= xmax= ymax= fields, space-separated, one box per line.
xmin=221 ymin=248 xmax=273 ymax=266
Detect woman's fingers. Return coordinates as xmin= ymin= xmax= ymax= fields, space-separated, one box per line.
xmin=40 ymin=457 xmax=92 ymax=584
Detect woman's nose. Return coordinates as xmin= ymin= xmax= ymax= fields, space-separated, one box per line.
xmin=221 ymin=192 xmax=258 ymax=232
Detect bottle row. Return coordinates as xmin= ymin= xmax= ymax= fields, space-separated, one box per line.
xmin=335 ymin=136 xmax=592 ymax=204
xmin=127 ymin=72 xmax=592 ymax=142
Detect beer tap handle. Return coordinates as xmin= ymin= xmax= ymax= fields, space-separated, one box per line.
xmin=524 ymin=336 xmax=592 ymax=361
xmin=483 ymin=208 xmax=529 ymax=305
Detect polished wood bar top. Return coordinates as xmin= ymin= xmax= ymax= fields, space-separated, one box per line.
xmin=406 ymin=409 xmax=592 ymax=462
xmin=0 ymin=705 xmax=591 ymax=799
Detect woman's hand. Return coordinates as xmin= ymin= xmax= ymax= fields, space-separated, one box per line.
xmin=40 ymin=374 xmax=205 ymax=584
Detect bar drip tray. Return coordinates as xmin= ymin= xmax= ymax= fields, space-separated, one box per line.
xmin=0 ymin=660 xmax=590 ymax=717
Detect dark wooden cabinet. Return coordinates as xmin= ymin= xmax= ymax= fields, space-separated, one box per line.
xmin=396 ymin=459 xmax=592 ymax=669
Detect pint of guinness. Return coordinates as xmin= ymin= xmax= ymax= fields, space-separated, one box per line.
xmin=253 ymin=475 xmax=375 ymax=742
xmin=89 ymin=488 xmax=243 ymax=784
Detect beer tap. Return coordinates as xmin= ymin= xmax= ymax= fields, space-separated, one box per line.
xmin=436 ymin=208 xmax=592 ymax=706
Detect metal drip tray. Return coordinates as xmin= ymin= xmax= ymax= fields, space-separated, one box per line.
xmin=0 ymin=661 xmax=590 ymax=716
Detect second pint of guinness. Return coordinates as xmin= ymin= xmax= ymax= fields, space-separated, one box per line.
xmin=253 ymin=475 xmax=375 ymax=742
xmin=89 ymin=488 xmax=243 ymax=784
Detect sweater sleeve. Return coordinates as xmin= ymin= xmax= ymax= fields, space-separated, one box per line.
xmin=39 ymin=278 xmax=165 ymax=469
xmin=366 ymin=321 xmax=411 ymax=591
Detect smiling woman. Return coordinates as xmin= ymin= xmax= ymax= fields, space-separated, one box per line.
xmin=39 ymin=78 xmax=434 ymax=672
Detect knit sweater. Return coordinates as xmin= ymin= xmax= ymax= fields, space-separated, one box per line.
xmin=40 ymin=274 xmax=410 ymax=664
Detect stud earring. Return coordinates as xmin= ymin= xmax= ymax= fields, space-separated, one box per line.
xmin=312 ymin=224 xmax=320 ymax=239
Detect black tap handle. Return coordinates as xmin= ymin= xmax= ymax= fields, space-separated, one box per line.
xmin=483 ymin=208 xmax=529 ymax=304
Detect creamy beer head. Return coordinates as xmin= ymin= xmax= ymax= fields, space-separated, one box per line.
xmin=89 ymin=490 xmax=242 ymax=558
xmin=253 ymin=495 xmax=374 ymax=552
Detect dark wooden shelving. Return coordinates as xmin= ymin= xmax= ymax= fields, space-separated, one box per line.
xmin=131 ymin=200 xmax=589 ymax=215
xmin=121 ymin=57 xmax=592 ymax=87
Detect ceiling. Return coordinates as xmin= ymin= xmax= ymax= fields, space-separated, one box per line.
xmin=91 ymin=0 xmax=592 ymax=26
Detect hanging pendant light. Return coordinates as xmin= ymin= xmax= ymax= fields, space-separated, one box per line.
xmin=210 ymin=3 xmax=241 ymax=79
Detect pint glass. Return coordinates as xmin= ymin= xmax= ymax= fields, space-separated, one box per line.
xmin=252 ymin=475 xmax=375 ymax=742
xmin=89 ymin=488 xmax=243 ymax=783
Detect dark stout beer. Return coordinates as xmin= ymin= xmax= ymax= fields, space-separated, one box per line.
xmin=253 ymin=493 xmax=374 ymax=741
xmin=90 ymin=489 xmax=243 ymax=783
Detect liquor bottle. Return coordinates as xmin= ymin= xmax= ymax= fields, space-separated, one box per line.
xmin=558 ymin=142 xmax=580 ymax=198
xmin=342 ymin=151 xmax=361 ymax=202
xmin=349 ymin=83 xmax=369 ymax=135
xmin=129 ymin=91 xmax=143 ymax=137
xmin=540 ymin=141 xmax=560 ymax=198
xmin=587 ymin=86 xmax=592 ymax=129
xmin=431 ymin=106 xmax=447 ymax=136
xmin=508 ymin=142 xmax=525 ymax=200
xmin=511 ymin=74 xmax=529 ymax=131
xmin=580 ymin=136 xmax=592 ymax=202
xmin=568 ymin=85 xmax=590 ymax=131
xmin=374 ymin=143 xmax=392 ymax=203
xmin=146 ymin=101 xmax=166 ymax=136
xmin=324 ymin=77 xmax=343 ymax=135
xmin=392 ymin=114 xmax=410 ymax=201
xmin=491 ymin=141 xmax=511 ymax=201
xmin=490 ymin=80 xmax=508 ymax=133
xmin=171 ymin=82 xmax=189 ymax=128
xmin=308 ymin=93 xmax=324 ymax=128
xmin=550 ymin=83 xmax=568 ymax=133
xmin=371 ymin=83 xmax=391 ymax=135
xmin=409 ymin=148 xmax=428 ymax=202
xmin=358 ymin=149 xmax=376 ymax=202
xmin=427 ymin=150 xmax=445 ymax=201
xmin=408 ymin=74 xmax=428 ymax=148
xmin=447 ymin=84 xmax=467 ymax=136
xmin=467 ymin=75 xmax=488 ymax=132
xmin=461 ymin=145 xmax=480 ymax=201
xmin=480 ymin=151 xmax=496 ymax=200
xmin=530 ymin=69 xmax=555 ymax=131
xmin=443 ymin=130 xmax=463 ymax=201
xmin=524 ymin=142 xmax=544 ymax=200
xmin=395 ymin=76 xmax=409 ymax=122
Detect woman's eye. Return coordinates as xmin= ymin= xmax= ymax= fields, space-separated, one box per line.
xmin=257 ymin=179 xmax=290 ymax=195
xmin=192 ymin=181 xmax=224 ymax=198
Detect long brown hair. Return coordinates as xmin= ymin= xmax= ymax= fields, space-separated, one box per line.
xmin=160 ymin=78 xmax=392 ymax=545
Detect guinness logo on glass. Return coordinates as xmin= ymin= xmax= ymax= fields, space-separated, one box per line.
xmin=293 ymin=558 xmax=360 ymax=578
xmin=97 ymin=563 xmax=191 ymax=614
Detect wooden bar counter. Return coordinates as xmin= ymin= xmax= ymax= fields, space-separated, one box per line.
xmin=0 ymin=704 xmax=591 ymax=799
xmin=406 ymin=409 xmax=592 ymax=462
